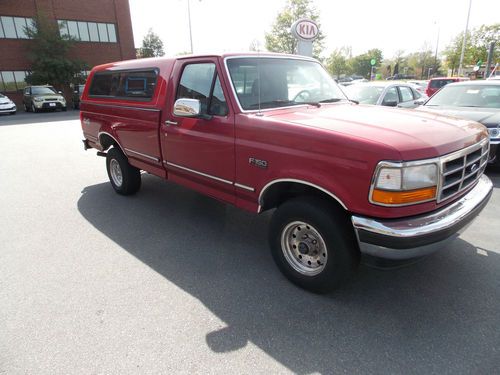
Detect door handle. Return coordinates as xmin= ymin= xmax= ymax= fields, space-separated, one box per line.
xmin=164 ymin=120 xmax=178 ymax=126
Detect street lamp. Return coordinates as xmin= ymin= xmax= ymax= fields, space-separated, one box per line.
xmin=458 ymin=0 xmax=472 ymax=76
xmin=433 ymin=23 xmax=440 ymax=75
xmin=185 ymin=0 xmax=201 ymax=54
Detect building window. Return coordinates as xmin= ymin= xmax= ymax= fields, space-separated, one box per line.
xmin=57 ymin=19 xmax=117 ymax=43
xmin=0 ymin=71 xmax=29 ymax=92
xmin=0 ymin=16 xmax=34 ymax=39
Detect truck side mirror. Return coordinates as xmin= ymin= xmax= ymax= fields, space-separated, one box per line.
xmin=174 ymin=98 xmax=201 ymax=117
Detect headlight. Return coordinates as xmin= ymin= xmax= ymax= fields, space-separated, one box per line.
xmin=488 ymin=127 xmax=500 ymax=139
xmin=34 ymin=97 xmax=44 ymax=102
xmin=58 ymin=96 xmax=65 ymax=102
xmin=371 ymin=162 xmax=438 ymax=206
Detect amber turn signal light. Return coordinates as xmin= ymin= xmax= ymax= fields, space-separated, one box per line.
xmin=372 ymin=186 xmax=437 ymax=205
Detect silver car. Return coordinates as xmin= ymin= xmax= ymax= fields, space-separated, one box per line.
xmin=343 ymin=81 xmax=427 ymax=108
xmin=0 ymin=93 xmax=17 ymax=115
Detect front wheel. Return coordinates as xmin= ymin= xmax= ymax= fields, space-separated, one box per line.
xmin=269 ymin=197 xmax=359 ymax=293
xmin=106 ymin=147 xmax=141 ymax=195
xmin=31 ymin=102 xmax=38 ymax=113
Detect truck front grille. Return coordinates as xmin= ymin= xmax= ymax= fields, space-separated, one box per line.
xmin=438 ymin=139 xmax=489 ymax=202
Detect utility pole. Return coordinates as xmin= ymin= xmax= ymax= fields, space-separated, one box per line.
xmin=434 ymin=25 xmax=440 ymax=74
xmin=485 ymin=42 xmax=495 ymax=78
xmin=187 ymin=0 xmax=193 ymax=53
xmin=458 ymin=0 xmax=472 ymax=76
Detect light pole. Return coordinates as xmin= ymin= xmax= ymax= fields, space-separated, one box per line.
xmin=458 ymin=0 xmax=472 ymax=76
xmin=433 ymin=23 xmax=440 ymax=75
xmin=187 ymin=0 xmax=193 ymax=53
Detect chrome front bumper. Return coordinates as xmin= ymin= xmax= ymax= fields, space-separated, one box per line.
xmin=351 ymin=175 xmax=493 ymax=260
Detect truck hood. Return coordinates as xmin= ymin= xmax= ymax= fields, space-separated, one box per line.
xmin=263 ymin=104 xmax=487 ymax=160
xmin=418 ymin=105 xmax=500 ymax=128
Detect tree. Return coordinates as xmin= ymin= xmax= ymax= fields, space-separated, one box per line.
xmin=249 ymin=39 xmax=263 ymax=52
xmin=443 ymin=31 xmax=471 ymax=76
xmin=265 ymin=0 xmax=325 ymax=58
xmin=326 ymin=47 xmax=352 ymax=78
xmin=406 ymin=45 xmax=434 ymax=79
xmin=25 ymin=14 xmax=86 ymax=87
xmin=138 ymin=29 xmax=165 ymax=58
xmin=469 ymin=24 xmax=500 ymax=65
xmin=443 ymin=23 xmax=499 ymax=75
xmin=349 ymin=49 xmax=383 ymax=78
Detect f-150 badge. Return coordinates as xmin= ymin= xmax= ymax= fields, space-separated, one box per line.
xmin=249 ymin=157 xmax=268 ymax=169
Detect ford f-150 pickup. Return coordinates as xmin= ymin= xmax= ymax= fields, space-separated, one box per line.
xmin=80 ymin=53 xmax=493 ymax=292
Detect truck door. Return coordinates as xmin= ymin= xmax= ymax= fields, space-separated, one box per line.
xmin=160 ymin=58 xmax=235 ymax=204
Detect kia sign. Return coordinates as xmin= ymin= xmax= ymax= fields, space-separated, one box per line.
xmin=291 ymin=19 xmax=319 ymax=42
xmin=291 ymin=19 xmax=319 ymax=57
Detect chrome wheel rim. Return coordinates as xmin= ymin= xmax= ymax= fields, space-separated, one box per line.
xmin=109 ymin=159 xmax=123 ymax=187
xmin=280 ymin=221 xmax=328 ymax=276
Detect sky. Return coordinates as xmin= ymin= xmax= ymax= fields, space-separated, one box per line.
xmin=128 ymin=0 xmax=499 ymax=59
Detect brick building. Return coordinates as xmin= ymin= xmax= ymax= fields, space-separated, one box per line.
xmin=0 ymin=0 xmax=135 ymax=106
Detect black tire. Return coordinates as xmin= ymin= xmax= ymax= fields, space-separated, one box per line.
xmin=31 ymin=102 xmax=38 ymax=113
xmin=24 ymin=103 xmax=29 ymax=112
xmin=269 ymin=196 xmax=359 ymax=293
xmin=106 ymin=147 xmax=141 ymax=195
xmin=62 ymin=106 xmax=67 ymax=112
xmin=9 ymin=111 xmax=16 ymax=115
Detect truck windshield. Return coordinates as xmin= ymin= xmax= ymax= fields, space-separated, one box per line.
xmin=226 ymin=57 xmax=346 ymax=110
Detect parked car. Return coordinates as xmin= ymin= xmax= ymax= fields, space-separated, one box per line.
xmin=23 ymin=85 xmax=67 ymax=112
xmin=72 ymin=84 xmax=85 ymax=109
xmin=407 ymin=80 xmax=429 ymax=94
xmin=425 ymin=77 xmax=469 ymax=97
xmin=418 ymin=80 xmax=500 ymax=166
xmin=80 ymin=53 xmax=492 ymax=293
xmin=387 ymin=74 xmax=416 ymax=80
xmin=343 ymin=81 xmax=427 ymax=108
xmin=0 ymin=93 xmax=16 ymax=115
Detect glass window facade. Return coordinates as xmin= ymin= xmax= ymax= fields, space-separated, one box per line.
xmin=57 ymin=19 xmax=117 ymax=43
xmin=0 ymin=16 xmax=34 ymax=39
xmin=0 ymin=71 xmax=28 ymax=92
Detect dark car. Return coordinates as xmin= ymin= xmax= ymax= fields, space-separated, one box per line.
xmin=23 ymin=85 xmax=67 ymax=112
xmin=72 ymin=84 xmax=85 ymax=109
xmin=418 ymin=80 xmax=500 ymax=165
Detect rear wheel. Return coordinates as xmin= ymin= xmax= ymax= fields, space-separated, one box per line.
xmin=269 ymin=197 xmax=359 ymax=293
xmin=106 ymin=147 xmax=141 ymax=195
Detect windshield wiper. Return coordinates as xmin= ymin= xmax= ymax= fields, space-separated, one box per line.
xmin=319 ymin=98 xmax=343 ymax=103
xmin=248 ymin=100 xmax=295 ymax=109
xmin=248 ymin=100 xmax=322 ymax=109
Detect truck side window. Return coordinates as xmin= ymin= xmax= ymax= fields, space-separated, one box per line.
xmin=177 ymin=63 xmax=216 ymax=113
xmin=177 ymin=63 xmax=228 ymax=117
xmin=89 ymin=69 xmax=157 ymax=100
xmin=208 ymin=75 xmax=228 ymax=116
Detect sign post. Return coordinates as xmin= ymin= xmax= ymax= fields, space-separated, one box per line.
xmin=370 ymin=58 xmax=376 ymax=81
xmin=291 ymin=19 xmax=319 ymax=57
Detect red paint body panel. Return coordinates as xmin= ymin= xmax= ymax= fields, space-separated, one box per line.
xmin=80 ymin=53 xmax=488 ymax=219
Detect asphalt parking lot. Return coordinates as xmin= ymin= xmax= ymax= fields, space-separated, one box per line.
xmin=1 ymin=111 xmax=499 ymax=374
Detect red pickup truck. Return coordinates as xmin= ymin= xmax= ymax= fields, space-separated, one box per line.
xmin=80 ymin=53 xmax=493 ymax=293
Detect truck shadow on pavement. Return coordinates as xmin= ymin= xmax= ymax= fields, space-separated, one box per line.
xmin=77 ymin=174 xmax=499 ymax=374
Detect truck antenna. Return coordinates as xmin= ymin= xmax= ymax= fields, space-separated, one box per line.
xmin=257 ymin=49 xmax=262 ymax=116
